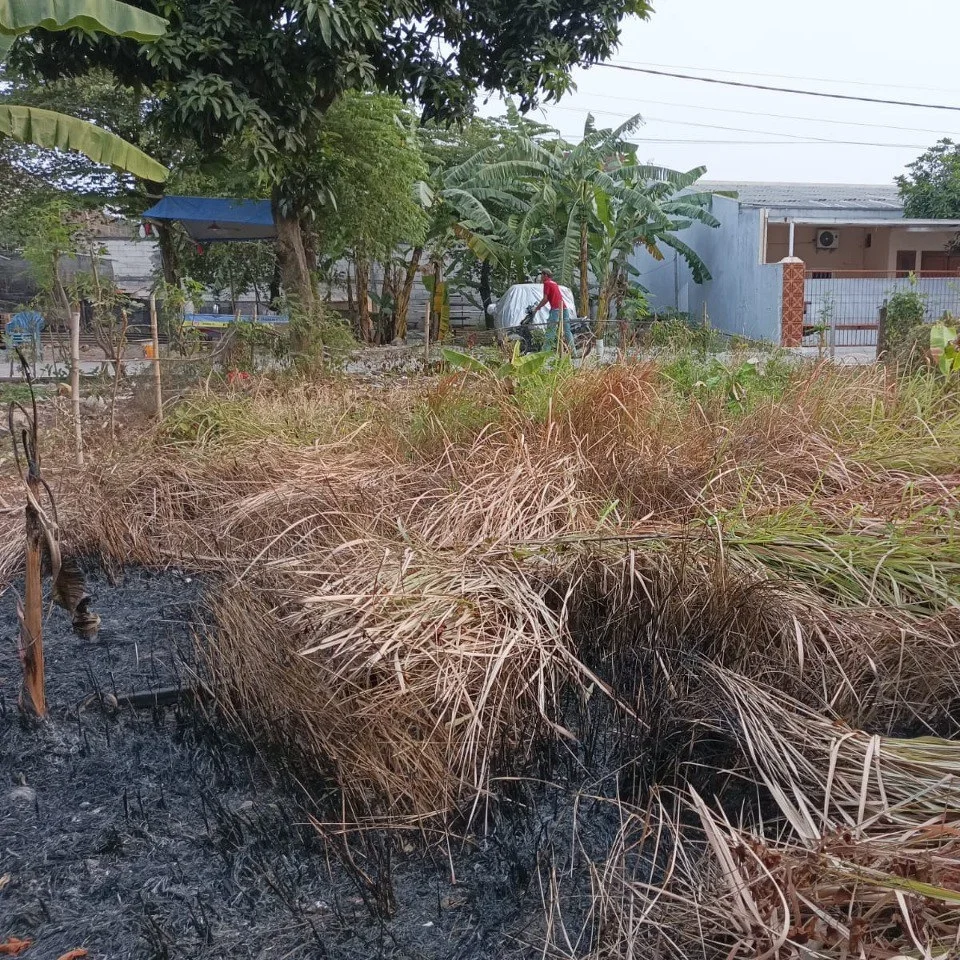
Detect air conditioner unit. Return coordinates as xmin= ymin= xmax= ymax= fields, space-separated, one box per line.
xmin=815 ymin=228 xmax=841 ymax=250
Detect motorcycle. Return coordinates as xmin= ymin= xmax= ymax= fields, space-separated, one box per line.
xmin=503 ymin=306 xmax=595 ymax=357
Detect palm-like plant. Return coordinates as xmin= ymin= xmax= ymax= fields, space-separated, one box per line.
xmin=589 ymin=161 xmax=719 ymax=333
xmin=0 ymin=0 xmax=168 ymax=181
xmin=497 ymin=116 xmax=718 ymax=322
xmin=408 ymin=140 xmax=543 ymax=337
xmin=529 ymin=114 xmax=643 ymax=315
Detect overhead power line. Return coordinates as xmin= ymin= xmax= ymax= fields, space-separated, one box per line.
xmin=558 ymin=134 xmax=925 ymax=148
xmin=549 ymin=104 xmax=928 ymax=148
xmin=597 ymin=64 xmax=960 ymax=112
xmin=559 ymin=92 xmax=956 ymax=137
xmin=610 ymin=59 xmax=960 ymax=97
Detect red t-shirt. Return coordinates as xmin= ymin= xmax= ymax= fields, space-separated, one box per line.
xmin=542 ymin=277 xmax=564 ymax=310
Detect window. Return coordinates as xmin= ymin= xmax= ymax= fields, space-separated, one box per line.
xmin=895 ymin=250 xmax=917 ymax=276
xmin=811 ymin=271 xmax=833 ymax=280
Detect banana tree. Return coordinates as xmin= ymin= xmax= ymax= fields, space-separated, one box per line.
xmin=527 ymin=113 xmax=643 ymax=316
xmin=404 ymin=145 xmax=539 ymax=339
xmin=0 ymin=0 xmax=169 ymax=181
xmin=2 ymin=0 xmax=167 ymax=719
xmin=589 ymin=163 xmax=718 ymax=337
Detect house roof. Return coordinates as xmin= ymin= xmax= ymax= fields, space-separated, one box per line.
xmin=699 ymin=180 xmax=903 ymax=212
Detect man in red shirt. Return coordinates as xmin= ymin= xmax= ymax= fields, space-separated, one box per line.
xmin=530 ymin=268 xmax=576 ymax=356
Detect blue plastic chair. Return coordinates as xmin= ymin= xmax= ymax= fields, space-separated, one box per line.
xmin=6 ymin=311 xmax=45 ymax=376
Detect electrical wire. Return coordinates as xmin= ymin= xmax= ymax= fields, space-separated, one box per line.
xmin=548 ymin=104 xmax=929 ymax=147
xmin=595 ymin=63 xmax=960 ymax=112
xmin=551 ymin=92 xmax=956 ymax=137
xmin=608 ymin=58 xmax=960 ymax=97
xmin=557 ymin=134 xmax=924 ymax=147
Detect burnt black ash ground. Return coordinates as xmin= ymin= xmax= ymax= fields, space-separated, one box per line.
xmin=1 ymin=565 xmax=629 ymax=960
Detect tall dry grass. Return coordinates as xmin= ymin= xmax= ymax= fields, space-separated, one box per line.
xmin=2 ymin=357 xmax=960 ymax=955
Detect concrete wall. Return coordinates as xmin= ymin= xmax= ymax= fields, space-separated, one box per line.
xmin=632 ymin=195 xmax=784 ymax=342
xmin=101 ymin=238 xmax=161 ymax=298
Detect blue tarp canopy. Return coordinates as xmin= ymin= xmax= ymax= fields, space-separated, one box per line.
xmin=142 ymin=196 xmax=276 ymax=241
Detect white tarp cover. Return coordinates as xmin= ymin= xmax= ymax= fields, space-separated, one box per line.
xmin=493 ymin=283 xmax=578 ymax=331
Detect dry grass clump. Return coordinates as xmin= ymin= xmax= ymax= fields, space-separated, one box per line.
xmin=595 ymin=789 xmax=960 ymax=960
xmin=207 ymin=545 xmax=591 ymax=815
xmin=591 ymin=670 xmax=960 ymax=959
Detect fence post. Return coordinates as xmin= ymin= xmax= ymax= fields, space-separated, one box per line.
xmin=150 ymin=294 xmax=163 ymax=420
xmin=70 ymin=308 xmax=83 ymax=465
xmin=780 ymin=257 xmax=805 ymax=347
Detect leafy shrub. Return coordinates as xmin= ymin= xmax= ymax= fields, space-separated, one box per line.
xmin=930 ymin=321 xmax=960 ymax=376
xmin=880 ymin=285 xmax=926 ymax=359
xmin=646 ymin=316 xmax=728 ymax=353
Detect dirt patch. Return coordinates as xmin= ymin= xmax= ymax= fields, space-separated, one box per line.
xmin=1 ymin=565 xmax=637 ymax=960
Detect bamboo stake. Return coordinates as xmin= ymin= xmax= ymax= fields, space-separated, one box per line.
xmin=109 ymin=310 xmax=128 ymax=442
xmin=70 ymin=307 xmax=82 ymax=465
xmin=150 ymin=294 xmax=163 ymax=420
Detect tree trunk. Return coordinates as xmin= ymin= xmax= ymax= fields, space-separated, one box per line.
xmin=480 ymin=259 xmax=494 ymax=330
xmin=269 ymin=257 xmax=281 ymax=307
xmin=595 ymin=272 xmax=616 ymax=339
xmin=579 ymin=218 xmax=590 ymax=319
xmin=302 ymin=222 xmax=319 ymax=277
xmin=379 ymin=263 xmax=393 ymax=344
xmin=272 ymin=196 xmax=316 ymax=318
xmin=429 ymin=260 xmax=443 ymax=342
xmin=395 ymin=246 xmax=422 ymax=340
xmin=156 ymin=221 xmax=180 ymax=286
xmin=355 ymin=256 xmax=373 ymax=343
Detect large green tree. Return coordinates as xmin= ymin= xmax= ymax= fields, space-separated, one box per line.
xmin=897 ymin=139 xmax=960 ymax=222
xmin=13 ymin=0 xmax=653 ymax=318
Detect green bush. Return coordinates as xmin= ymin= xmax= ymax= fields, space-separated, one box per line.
xmin=880 ymin=286 xmax=926 ymax=359
xmin=646 ymin=316 xmax=728 ymax=353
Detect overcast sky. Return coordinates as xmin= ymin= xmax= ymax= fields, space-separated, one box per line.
xmin=482 ymin=0 xmax=960 ymax=186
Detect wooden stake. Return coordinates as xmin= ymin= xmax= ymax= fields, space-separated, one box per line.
xmin=70 ymin=308 xmax=82 ymax=466
xmin=150 ymin=294 xmax=163 ymax=420
xmin=22 ymin=477 xmax=45 ymax=716
xmin=9 ymin=359 xmax=47 ymax=718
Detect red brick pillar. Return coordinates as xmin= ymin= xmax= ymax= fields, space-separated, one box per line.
xmin=780 ymin=257 xmax=805 ymax=347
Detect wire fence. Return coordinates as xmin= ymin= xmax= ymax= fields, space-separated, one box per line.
xmin=804 ymin=272 xmax=960 ymax=350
